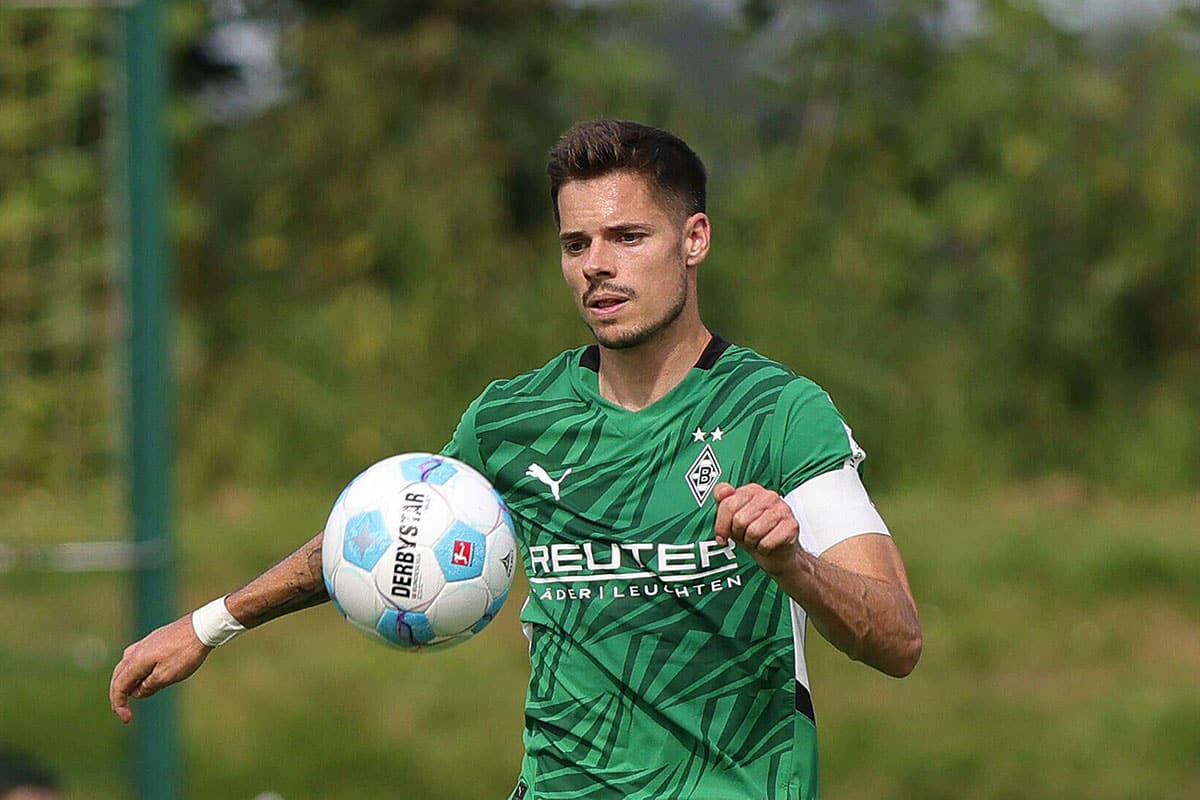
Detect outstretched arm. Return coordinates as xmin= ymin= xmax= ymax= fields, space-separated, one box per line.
xmin=108 ymin=531 xmax=329 ymax=723
xmin=713 ymin=481 xmax=922 ymax=677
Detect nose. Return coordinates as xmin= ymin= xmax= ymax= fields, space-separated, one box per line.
xmin=581 ymin=241 xmax=616 ymax=282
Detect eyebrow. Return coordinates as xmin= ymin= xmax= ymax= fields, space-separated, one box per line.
xmin=559 ymin=222 xmax=651 ymax=241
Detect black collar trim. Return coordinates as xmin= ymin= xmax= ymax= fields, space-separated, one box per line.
xmin=695 ymin=334 xmax=731 ymax=369
xmin=580 ymin=345 xmax=600 ymax=371
xmin=579 ymin=334 xmax=730 ymax=373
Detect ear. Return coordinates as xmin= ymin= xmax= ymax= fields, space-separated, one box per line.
xmin=683 ymin=212 xmax=711 ymax=267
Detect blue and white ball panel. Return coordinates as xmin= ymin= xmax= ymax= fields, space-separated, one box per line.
xmin=398 ymin=453 xmax=457 ymax=486
xmin=486 ymin=587 xmax=509 ymax=619
xmin=341 ymin=510 xmax=390 ymax=571
xmin=402 ymin=611 xmax=438 ymax=645
xmin=481 ymin=525 xmax=517 ymax=597
xmin=372 ymin=542 xmax=445 ymax=612
xmin=468 ymin=588 xmax=510 ymax=634
xmin=425 ymin=580 xmax=489 ymax=635
xmin=494 ymin=495 xmax=514 ymax=535
xmin=337 ymin=462 xmax=395 ymax=515
xmin=332 ymin=478 xmax=355 ymax=512
xmin=432 ymin=522 xmax=487 ymax=582
xmin=323 ymin=570 xmax=346 ymax=618
xmin=375 ymin=608 xmax=438 ymax=648
xmin=439 ymin=470 xmax=503 ymax=531
xmin=330 ymin=561 xmax=384 ymax=626
xmin=321 ymin=502 xmax=347 ymax=573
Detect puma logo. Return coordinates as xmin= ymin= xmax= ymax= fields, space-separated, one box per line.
xmin=525 ymin=463 xmax=573 ymax=501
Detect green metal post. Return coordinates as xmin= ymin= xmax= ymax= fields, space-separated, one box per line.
xmin=120 ymin=1 xmax=179 ymax=797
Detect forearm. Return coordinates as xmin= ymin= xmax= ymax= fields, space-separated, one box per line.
xmin=110 ymin=531 xmax=331 ymax=723
xmin=224 ymin=531 xmax=329 ymax=629
xmin=772 ymin=549 xmax=922 ymax=677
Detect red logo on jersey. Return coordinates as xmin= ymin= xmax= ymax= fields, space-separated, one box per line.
xmin=451 ymin=540 xmax=473 ymax=566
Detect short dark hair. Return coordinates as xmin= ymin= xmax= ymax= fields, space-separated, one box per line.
xmin=546 ymin=119 xmax=707 ymax=224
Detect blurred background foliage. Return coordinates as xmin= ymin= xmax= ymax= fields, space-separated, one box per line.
xmin=3 ymin=0 xmax=1198 ymax=494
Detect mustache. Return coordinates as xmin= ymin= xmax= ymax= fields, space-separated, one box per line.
xmin=582 ymin=281 xmax=638 ymax=304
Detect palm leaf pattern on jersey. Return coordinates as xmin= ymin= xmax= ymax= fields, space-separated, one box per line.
xmin=467 ymin=345 xmax=839 ymax=799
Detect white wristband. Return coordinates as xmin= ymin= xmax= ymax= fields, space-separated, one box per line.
xmin=191 ymin=595 xmax=246 ymax=647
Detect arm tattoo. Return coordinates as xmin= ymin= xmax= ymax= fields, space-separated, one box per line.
xmin=229 ymin=532 xmax=330 ymax=629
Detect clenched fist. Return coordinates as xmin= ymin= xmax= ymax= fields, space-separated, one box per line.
xmin=712 ymin=482 xmax=799 ymax=575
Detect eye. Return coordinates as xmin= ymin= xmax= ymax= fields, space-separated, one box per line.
xmin=562 ymin=240 xmax=587 ymax=255
xmin=618 ymin=231 xmax=644 ymax=244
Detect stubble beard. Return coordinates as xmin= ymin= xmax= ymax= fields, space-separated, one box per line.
xmin=587 ymin=261 xmax=690 ymax=351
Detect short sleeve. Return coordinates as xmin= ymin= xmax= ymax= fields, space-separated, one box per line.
xmin=439 ymin=391 xmax=487 ymax=474
xmin=770 ymin=378 xmax=866 ymax=497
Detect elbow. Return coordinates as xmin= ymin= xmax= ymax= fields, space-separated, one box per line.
xmin=849 ymin=625 xmax=923 ymax=678
xmin=884 ymin=597 xmax=924 ymax=678
xmin=886 ymin=626 xmax=923 ymax=678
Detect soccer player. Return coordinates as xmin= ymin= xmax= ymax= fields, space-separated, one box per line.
xmin=110 ymin=120 xmax=922 ymax=799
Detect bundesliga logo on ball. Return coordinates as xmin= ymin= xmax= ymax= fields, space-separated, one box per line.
xmin=321 ymin=453 xmax=517 ymax=649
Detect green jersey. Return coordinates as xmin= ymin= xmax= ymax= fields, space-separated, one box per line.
xmin=443 ymin=337 xmax=862 ymax=800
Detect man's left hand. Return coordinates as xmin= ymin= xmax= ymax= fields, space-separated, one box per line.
xmin=712 ymin=482 xmax=799 ymax=575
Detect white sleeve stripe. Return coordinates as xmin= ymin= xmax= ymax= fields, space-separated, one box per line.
xmin=840 ymin=420 xmax=867 ymax=469
xmin=784 ymin=465 xmax=890 ymax=557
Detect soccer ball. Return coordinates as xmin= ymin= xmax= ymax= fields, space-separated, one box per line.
xmin=321 ymin=453 xmax=517 ymax=650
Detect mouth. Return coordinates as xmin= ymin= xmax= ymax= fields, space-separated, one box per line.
xmin=585 ymin=294 xmax=630 ymax=318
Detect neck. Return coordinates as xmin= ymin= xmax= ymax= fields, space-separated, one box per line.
xmin=596 ymin=313 xmax=711 ymax=411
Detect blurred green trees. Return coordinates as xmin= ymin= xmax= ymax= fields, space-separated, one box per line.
xmin=0 ymin=9 xmax=119 ymax=490
xmin=4 ymin=0 xmax=1198 ymax=493
xmin=711 ymin=0 xmax=1200 ymax=487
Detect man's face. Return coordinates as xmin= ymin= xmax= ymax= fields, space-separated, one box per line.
xmin=557 ymin=171 xmax=706 ymax=350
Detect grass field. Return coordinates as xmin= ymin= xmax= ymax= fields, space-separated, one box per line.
xmin=2 ymin=481 xmax=1197 ymax=799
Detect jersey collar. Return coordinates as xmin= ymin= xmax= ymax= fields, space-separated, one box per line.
xmin=571 ymin=335 xmax=733 ymax=434
xmin=578 ymin=334 xmax=731 ymax=373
